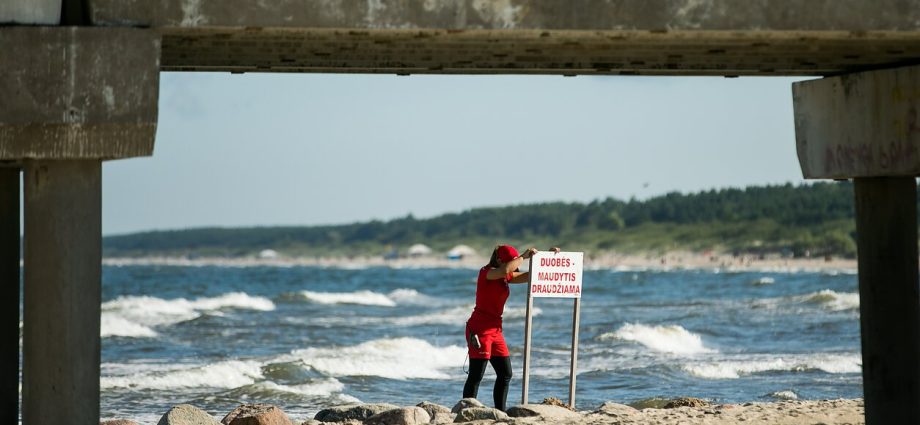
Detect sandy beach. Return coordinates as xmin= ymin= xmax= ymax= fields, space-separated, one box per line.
xmin=575 ymin=399 xmax=864 ymax=425
xmin=102 ymin=251 xmax=857 ymax=274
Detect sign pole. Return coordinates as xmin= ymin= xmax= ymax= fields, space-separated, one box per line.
xmin=568 ymin=297 xmax=581 ymax=408
xmin=521 ymin=257 xmax=534 ymax=405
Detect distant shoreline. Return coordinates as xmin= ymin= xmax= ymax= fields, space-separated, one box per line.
xmin=102 ymin=251 xmax=858 ymax=274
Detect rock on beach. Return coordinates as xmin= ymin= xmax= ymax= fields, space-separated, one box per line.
xmin=364 ymin=407 xmax=430 ymax=425
xmin=157 ymin=404 xmax=221 ymax=425
xmin=314 ymin=403 xmax=401 ymax=423
xmin=506 ymin=403 xmax=582 ymax=421
xmin=415 ymin=401 xmax=452 ymax=418
xmin=450 ymin=398 xmax=484 ymax=414
xmin=453 ymin=407 xmax=509 ymax=423
xmin=221 ymin=403 xmax=293 ymax=425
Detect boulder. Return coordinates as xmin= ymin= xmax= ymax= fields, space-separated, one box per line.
xmin=452 ymin=407 xmax=508 ymax=423
xmin=157 ymin=404 xmax=221 ymax=425
xmin=415 ymin=401 xmax=451 ymax=419
xmin=314 ymin=403 xmax=400 ymax=422
xmin=430 ymin=412 xmax=455 ymax=424
xmin=593 ymin=402 xmax=639 ymax=418
xmin=365 ymin=407 xmax=430 ymax=425
xmin=221 ymin=404 xmax=293 ymax=425
xmin=663 ymin=397 xmax=709 ymax=408
xmin=505 ymin=404 xmax=581 ymax=420
xmin=101 ymin=420 xmax=139 ymax=425
xmin=450 ymin=398 xmax=484 ymax=414
xmin=299 ymin=420 xmax=323 ymax=425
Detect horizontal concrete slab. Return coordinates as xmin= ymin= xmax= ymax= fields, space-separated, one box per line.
xmin=0 ymin=27 xmax=160 ymax=160
xmin=91 ymin=0 xmax=920 ymax=75
xmin=793 ymin=64 xmax=920 ymax=178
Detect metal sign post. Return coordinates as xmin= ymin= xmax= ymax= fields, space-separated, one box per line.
xmin=520 ymin=251 xmax=583 ymax=409
xmin=568 ymin=297 xmax=581 ymax=407
xmin=521 ymin=258 xmax=534 ymax=405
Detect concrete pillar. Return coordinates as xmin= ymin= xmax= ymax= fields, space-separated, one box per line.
xmin=854 ymin=177 xmax=920 ymax=424
xmin=0 ymin=27 xmax=158 ymax=425
xmin=0 ymin=167 xmax=19 ymax=425
xmin=793 ymin=64 xmax=920 ymax=424
xmin=22 ymin=160 xmax=101 ymax=425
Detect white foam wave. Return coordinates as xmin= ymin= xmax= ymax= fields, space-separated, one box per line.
xmin=242 ymin=377 xmax=346 ymax=397
xmin=100 ymin=292 xmax=275 ymax=338
xmin=279 ymin=337 xmax=466 ymax=380
xmin=101 ymin=360 xmax=264 ymax=390
xmin=392 ymin=305 xmax=470 ymax=326
xmin=770 ymin=390 xmax=799 ymax=400
xmin=100 ymin=313 xmax=158 ymax=338
xmin=503 ymin=305 xmax=541 ymax=319
xmin=683 ymin=353 xmax=862 ymax=379
xmin=753 ymin=277 xmax=775 ymax=285
xmin=600 ymin=323 xmax=714 ymax=355
xmin=800 ymin=289 xmax=860 ymax=311
xmin=300 ymin=288 xmax=427 ymax=307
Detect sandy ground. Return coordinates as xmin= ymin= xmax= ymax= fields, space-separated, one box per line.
xmin=103 ymin=251 xmax=857 ymax=274
xmin=571 ymin=399 xmax=865 ymax=425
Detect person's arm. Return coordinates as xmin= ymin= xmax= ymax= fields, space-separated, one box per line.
xmin=485 ymin=256 xmax=525 ymax=280
xmin=506 ymin=247 xmax=562 ymax=284
xmin=508 ymin=271 xmax=529 ymax=284
xmin=485 ymin=247 xmax=538 ymax=280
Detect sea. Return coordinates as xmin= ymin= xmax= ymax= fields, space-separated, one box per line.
xmin=78 ymin=262 xmax=862 ymax=423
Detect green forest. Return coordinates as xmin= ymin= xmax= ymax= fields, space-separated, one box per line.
xmin=103 ymin=181 xmax=920 ymax=259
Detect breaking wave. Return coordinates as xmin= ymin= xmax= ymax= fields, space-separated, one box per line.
xmin=683 ymin=353 xmax=862 ymax=379
xmin=101 ymin=360 xmax=265 ymax=390
xmin=298 ymin=289 xmax=431 ymax=307
xmin=800 ymin=290 xmax=860 ymax=311
xmin=100 ymin=292 xmax=276 ymax=338
xmin=599 ymin=323 xmax=715 ymax=355
xmin=278 ymin=337 xmax=466 ymax=380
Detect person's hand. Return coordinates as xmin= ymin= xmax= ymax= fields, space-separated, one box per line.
xmin=549 ymin=247 xmax=561 ymax=253
xmin=521 ymin=248 xmax=538 ymax=259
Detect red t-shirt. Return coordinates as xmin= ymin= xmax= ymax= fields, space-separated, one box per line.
xmin=468 ymin=266 xmax=513 ymax=330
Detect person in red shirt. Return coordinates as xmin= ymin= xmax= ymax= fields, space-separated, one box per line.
xmin=462 ymin=244 xmax=559 ymax=411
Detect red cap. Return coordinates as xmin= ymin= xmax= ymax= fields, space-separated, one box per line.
xmin=496 ymin=245 xmax=519 ymax=263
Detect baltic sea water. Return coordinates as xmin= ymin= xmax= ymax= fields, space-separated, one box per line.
xmin=95 ymin=263 xmax=862 ymax=423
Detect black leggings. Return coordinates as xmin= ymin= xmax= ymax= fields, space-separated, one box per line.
xmin=463 ymin=356 xmax=512 ymax=411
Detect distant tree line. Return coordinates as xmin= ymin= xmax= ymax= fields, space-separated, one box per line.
xmin=103 ymin=181 xmax=920 ymax=258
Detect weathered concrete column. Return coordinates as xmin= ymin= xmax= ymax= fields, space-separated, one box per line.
xmin=794 ymin=64 xmax=920 ymax=424
xmin=22 ymin=160 xmax=101 ymax=425
xmin=0 ymin=27 xmax=159 ymax=425
xmin=0 ymin=167 xmax=19 ymax=425
xmin=854 ymin=177 xmax=920 ymax=423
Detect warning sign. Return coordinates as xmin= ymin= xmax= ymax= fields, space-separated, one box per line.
xmin=529 ymin=251 xmax=583 ymax=298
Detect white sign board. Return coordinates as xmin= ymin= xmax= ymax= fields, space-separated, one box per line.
xmin=529 ymin=251 xmax=583 ymax=298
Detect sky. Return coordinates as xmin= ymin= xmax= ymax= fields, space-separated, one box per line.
xmin=90 ymin=73 xmax=811 ymax=235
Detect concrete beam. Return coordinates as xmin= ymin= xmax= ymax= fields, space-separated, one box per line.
xmin=793 ymin=64 xmax=920 ymax=179
xmin=854 ymin=177 xmax=920 ymax=424
xmin=0 ymin=168 xmax=19 ymax=425
xmin=90 ymin=0 xmax=920 ymax=76
xmin=22 ymin=160 xmax=101 ymax=425
xmin=0 ymin=0 xmax=60 ymax=25
xmin=90 ymin=0 xmax=920 ymax=31
xmin=0 ymin=27 xmax=160 ymax=160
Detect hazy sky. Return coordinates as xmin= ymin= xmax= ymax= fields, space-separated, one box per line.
xmin=93 ymin=73 xmax=811 ymax=235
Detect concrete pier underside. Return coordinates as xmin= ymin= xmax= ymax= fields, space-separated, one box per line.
xmin=2 ymin=1 xmax=920 ymax=424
